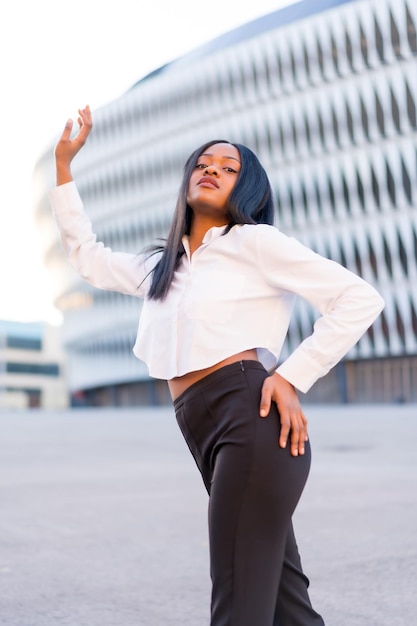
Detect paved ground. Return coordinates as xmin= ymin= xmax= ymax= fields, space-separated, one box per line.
xmin=0 ymin=404 xmax=416 ymax=626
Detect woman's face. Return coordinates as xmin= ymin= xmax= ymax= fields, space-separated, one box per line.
xmin=186 ymin=143 xmax=241 ymax=222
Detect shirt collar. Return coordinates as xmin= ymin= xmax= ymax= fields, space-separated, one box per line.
xmin=202 ymin=225 xmax=229 ymax=244
xmin=182 ymin=225 xmax=229 ymax=250
xmin=181 ymin=225 xmax=232 ymax=261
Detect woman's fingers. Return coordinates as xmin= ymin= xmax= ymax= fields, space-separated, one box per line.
xmin=59 ymin=118 xmax=74 ymax=142
xmin=260 ymin=373 xmax=308 ymax=457
xmin=76 ymin=105 xmax=93 ymax=144
xmin=55 ymin=106 xmax=92 ymax=161
xmin=288 ymin=409 xmax=308 ymax=456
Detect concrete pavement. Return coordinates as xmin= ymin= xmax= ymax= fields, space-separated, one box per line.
xmin=0 ymin=404 xmax=416 ymax=625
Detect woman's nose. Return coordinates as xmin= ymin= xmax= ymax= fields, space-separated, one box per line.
xmin=205 ymin=165 xmax=218 ymax=175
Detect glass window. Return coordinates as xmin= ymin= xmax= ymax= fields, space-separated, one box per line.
xmin=302 ymin=42 xmax=311 ymax=81
xmin=413 ymin=226 xmax=417 ymax=263
xmin=353 ymin=241 xmax=363 ymax=276
xmin=395 ymin=303 xmax=406 ymax=347
xmin=406 ymin=2 xmax=417 ymax=53
xmin=345 ymin=27 xmax=354 ymax=70
xmin=382 ymin=235 xmax=393 ymax=277
xmin=390 ymin=10 xmax=402 ymax=58
xmin=289 ymin=48 xmax=297 ymax=83
xmin=331 ymin=107 xmax=340 ymax=145
xmin=327 ymin=175 xmax=336 ymax=216
xmin=370 ymin=166 xmax=381 ymax=210
xmin=375 ymin=92 xmax=386 ymax=136
xmin=313 ymin=177 xmax=323 ymax=217
xmin=359 ymin=22 xmax=369 ymax=66
xmin=345 ymin=101 xmax=355 ymax=143
xmin=401 ymin=157 xmax=413 ymax=204
xmin=367 ymin=236 xmax=378 ymax=279
xmin=410 ymin=297 xmax=417 ymax=338
xmin=405 ymin=81 xmax=416 ymax=128
xmin=374 ymin=14 xmax=385 ymax=62
xmin=380 ymin=310 xmax=390 ymax=346
xmin=330 ymin=33 xmax=340 ymax=75
xmin=390 ymin=88 xmax=401 ymax=132
xmin=356 ymin=170 xmax=366 ymax=211
xmin=397 ymin=229 xmax=408 ymax=275
xmin=6 ymin=336 xmax=42 ymax=351
xmin=360 ymin=96 xmax=370 ymax=139
xmin=303 ymin=113 xmax=312 ymax=149
xmin=317 ymin=109 xmax=325 ymax=148
xmin=6 ymin=362 xmax=60 ymax=376
xmin=385 ymin=159 xmax=397 ymax=206
xmin=341 ymin=173 xmax=351 ymax=214
xmin=339 ymin=241 xmax=348 ymax=268
xmin=316 ymin=37 xmax=325 ymax=76
xmin=300 ymin=181 xmax=309 ymax=219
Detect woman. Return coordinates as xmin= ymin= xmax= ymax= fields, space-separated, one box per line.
xmin=49 ymin=105 xmax=384 ymax=626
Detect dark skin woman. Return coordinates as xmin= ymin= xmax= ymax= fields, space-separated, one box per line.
xmin=50 ymin=105 xmax=384 ymax=626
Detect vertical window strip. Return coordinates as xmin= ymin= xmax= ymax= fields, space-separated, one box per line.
xmin=397 ymin=228 xmax=409 ymax=275
xmin=405 ymin=2 xmax=417 ymax=53
xmin=405 ymin=81 xmax=417 ymax=128
xmin=370 ymin=165 xmax=381 ymax=211
xmin=374 ymin=13 xmax=385 ymax=62
xmin=410 ymin=297 xmax=417 ymax=338
xmin=330 ymin=33 xmax=340 ymax=75
xmin=390 ymin=9 xmax=402 ymax=57
xmin=382 ymin=234 xmax=393 ymax=278
xmin=367 ymin=235 xmax=379 ymax=279
xmin=385 ymin=159 xmax=397 ymax=207
xmin=375 ymin=91 xmax=386 ymax=136
xmin=401 ymin=156 xmax=413 ymax=204
xmin=390 ymin=87 xmax=401 ymax=132
xmin=395 ymin=302 xmax=406 ymax=348
xmin=359 ymin=22 xmax=369 ymax=66
xmin=345 ymin=26 xmax=354 ymax=70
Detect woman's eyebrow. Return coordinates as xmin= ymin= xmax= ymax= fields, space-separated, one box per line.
xmin=200 ymin=152 xmax=241 ymax=163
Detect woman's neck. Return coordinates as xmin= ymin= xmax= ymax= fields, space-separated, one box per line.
xmin=188 ymin=215 xmax=227 ymax=256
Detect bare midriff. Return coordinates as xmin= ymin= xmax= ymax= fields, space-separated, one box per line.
xmin=168 ymin=349 xmax=258 ymax=401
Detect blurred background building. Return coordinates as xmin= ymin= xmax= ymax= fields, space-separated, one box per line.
xmin=0 ymin=320 xmax=68 ymax=409
xmin=33 ymin=0 xmax=417 ymax=406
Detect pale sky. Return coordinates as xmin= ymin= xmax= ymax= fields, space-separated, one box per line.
xmin=0 ymin=0 xmax=294 ymax=325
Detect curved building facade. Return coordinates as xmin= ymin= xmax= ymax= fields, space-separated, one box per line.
xmin=34 ymin=0 xmax=417 ymax=405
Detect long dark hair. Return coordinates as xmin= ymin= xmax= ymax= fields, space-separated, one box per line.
xmin=146 ymin=139 xmax=275 ymax=300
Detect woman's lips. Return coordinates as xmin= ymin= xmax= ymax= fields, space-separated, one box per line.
xmin=198 ymin=176 xmax=219 ymax=188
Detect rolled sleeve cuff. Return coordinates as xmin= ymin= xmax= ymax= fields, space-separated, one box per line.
xmin=276 ymin=351 xmax=329 ymax=394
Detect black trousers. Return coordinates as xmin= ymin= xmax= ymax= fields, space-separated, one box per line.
xmin=173 ymin=360 xmax=325 ymax=626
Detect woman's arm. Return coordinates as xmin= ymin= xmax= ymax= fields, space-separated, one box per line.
xmin=257 ymin=225 xmax=384 ymax=457
xmin=49 ymin=107 xmax=155 ymax=297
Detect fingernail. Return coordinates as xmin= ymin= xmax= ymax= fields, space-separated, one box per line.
xmin=260 ymin=409 xmax=267 ymax=417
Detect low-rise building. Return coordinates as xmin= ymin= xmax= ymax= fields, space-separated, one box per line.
xmin=0 ymin=320 xmax=68 ymax=409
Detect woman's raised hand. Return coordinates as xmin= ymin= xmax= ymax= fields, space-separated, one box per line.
xmin=54 ymin=105 xmax=93 ymax=185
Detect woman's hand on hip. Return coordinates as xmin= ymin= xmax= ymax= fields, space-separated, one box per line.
xmin=54 ymin=105 xmax=93 ymax=185
xmin=259 ymin=372 xmax=308 ymax=456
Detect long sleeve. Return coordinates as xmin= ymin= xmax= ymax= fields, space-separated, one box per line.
xmin=256 ymin=226 xmax=384 ymax=393
xmin=48 ymin=182 xmax=157 ymax=297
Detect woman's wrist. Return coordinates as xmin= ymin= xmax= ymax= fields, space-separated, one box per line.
xmin=55 ymin=161 xmax=73 ymax=186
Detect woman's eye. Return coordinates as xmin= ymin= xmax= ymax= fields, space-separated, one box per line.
xmin=196 ymin=163 xmax=207 ymax=169
xmin=225 ymin=167 xmax=237 ymax=173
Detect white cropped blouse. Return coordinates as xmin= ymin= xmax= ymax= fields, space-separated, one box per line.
xmin=49 ymin=182 xmax=384 ymax=393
